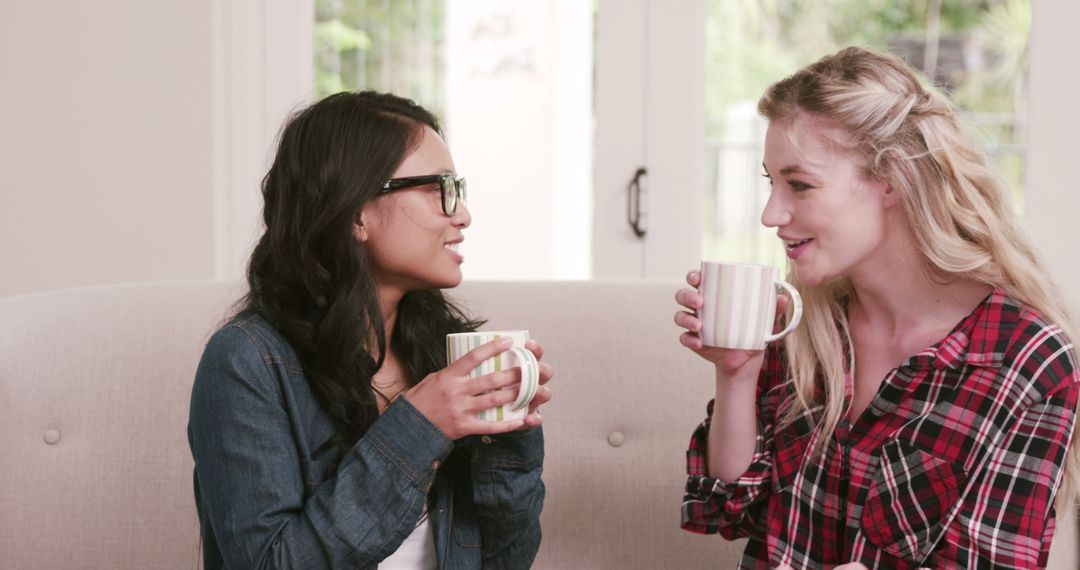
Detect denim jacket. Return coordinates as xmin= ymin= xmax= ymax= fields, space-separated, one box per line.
xmin=187 ymin=314 xmax=545 ymax=569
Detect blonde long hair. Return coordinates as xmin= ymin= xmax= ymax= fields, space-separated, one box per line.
xmin=758 ymin=46 xmax=1079 ymax=502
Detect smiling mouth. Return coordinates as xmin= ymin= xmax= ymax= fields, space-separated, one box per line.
xmin=444 ymin=242 xmax=461 ymax=254
xmin=785 ymin=238 xmax=812 ymax=251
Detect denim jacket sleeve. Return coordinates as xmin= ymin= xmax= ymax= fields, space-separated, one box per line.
xmin=458 ymin=427 xmax=545 ymax=569
xmin=188 ymin=323 xmax=454 ymax=569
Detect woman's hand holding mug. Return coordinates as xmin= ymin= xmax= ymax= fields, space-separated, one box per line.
xmin=409 ymin=330 xmax=551 ymax=440
xmin=407 ymin=337 xmax=535 ymax=440
xmin=675 ymin=262 xmax=801 ymax=383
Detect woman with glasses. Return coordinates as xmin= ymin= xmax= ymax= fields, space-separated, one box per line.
xmin=674 ymin=47 xmax=1078 ymax=568
xmin=188 ymin=91 xmax=552 ymax=569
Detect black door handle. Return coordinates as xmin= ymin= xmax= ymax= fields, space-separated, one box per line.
xmin=628 ymin=167 xmax=647 ymax=238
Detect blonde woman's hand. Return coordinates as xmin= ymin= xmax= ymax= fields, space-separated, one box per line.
xmin=521 ymin=338 xmax=553 ymax=428
xmin=674 ymin=269 xmax=787 ymax=382
xmin=405 ymin=338 xmax=529 ymax=440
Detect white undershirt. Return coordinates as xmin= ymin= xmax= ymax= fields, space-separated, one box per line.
xmin=378 ymin=505 xmax=437 ymax=569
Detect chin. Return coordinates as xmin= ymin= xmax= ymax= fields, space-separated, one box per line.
xmin=793 ymin=266 xmax=819 ymax=287
xmin=793 ymin=264 xmax=835 ymax=288
xmin=433 ymin=269 xmax=463 ymax=289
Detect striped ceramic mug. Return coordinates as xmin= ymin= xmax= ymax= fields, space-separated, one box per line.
xmin=446 ymin=330 xmax=540 ymax=421
xmin=697 ymin=261 xmax=803 ymax=349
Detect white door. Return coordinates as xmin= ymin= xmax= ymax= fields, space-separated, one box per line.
xmin=593 ymin=0 xmax=706 ymax=279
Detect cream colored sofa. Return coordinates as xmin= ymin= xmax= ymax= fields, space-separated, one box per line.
xmin=0 ymin=280 xmax=1075 ymax=569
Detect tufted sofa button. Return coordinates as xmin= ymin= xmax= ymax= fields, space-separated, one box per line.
xmin=607 ymin=431 xmax=625 ymax=447
xmin=481 ymin=435 xmax=493 ymax=444
xmin=44 ymin=429 xmax=61 ymax=444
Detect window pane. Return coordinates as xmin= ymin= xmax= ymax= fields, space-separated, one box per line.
xmin=703 ymin=0 xmax=1030 ymax=266
xmin=316 ymin=0 xmax=446 ymax=115
xmin=314 ymin=0 xmax=595 ymax=280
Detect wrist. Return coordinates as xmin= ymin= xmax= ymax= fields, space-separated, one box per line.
xmin=713 ymin=368 xmax=758 ymax=416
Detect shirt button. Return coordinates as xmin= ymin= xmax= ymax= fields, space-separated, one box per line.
xmin=44 ymin=429 xmax=61 ymax=444
xmin=607 ymin=431 xmax=625 ymax=447
xmin=481 ymin=435 xmax=493 ymax=444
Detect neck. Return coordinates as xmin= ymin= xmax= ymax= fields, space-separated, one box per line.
xmin=846 ymin=227 xmax=991 ymax=334
xmin=374 ymin=282 xmax=404 ymax=358
xmin=850 ymin=274 xmax=990 ymax=332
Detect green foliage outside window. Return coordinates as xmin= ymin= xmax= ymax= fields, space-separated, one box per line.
xmin=315 ymin=0 xmax=446 ymax=118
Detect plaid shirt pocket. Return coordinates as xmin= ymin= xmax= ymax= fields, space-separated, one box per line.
xmin=860 ymin=439 xmax=965 ymax=563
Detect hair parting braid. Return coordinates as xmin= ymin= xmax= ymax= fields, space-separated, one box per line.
xmin=908 ymin=90 xmax=945 ymax=118
xmin=899 ymin=92 xmax=919 ymax=117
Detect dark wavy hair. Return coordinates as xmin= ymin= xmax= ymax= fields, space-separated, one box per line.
xmin=241 ymin=91 xmax=483 ymax=460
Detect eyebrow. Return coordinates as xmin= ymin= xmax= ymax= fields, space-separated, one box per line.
xmin=761 ymin=162 xmax=812 ymax=176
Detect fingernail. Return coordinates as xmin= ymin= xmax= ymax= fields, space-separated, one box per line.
xmin=496 ymin=337 xmax=513 ymax=347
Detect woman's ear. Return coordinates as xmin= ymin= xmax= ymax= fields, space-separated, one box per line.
xmin=352 ymin=211 xmax=368 ymax=242
xmin=881 ymin=181 xmax=898 ymax=209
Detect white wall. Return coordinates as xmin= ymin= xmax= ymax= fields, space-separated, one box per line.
xmin=0 ymin=1 xmax=311 ymax=299
xmin=1026 ymin=1 xmax=1080 ymax=317
xmin=0 ymin=2 xmax=217 ymax=298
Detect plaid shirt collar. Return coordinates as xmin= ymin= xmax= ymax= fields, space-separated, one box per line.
xmin=925 ymin=287 xmax=1018 ymax=371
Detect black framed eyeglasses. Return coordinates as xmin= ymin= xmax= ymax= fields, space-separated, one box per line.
xmin=380 ymin=173 xmax=467 ymax=216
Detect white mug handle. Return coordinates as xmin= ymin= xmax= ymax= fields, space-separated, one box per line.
xmin=762 ymin=280 xmax=803 ymax=343
xmin=504 ymin=346 xmax=540 ymax=411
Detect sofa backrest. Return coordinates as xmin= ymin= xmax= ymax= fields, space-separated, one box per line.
xmin=2 ymin=280 xmax=1075 ymax=568
xmin=1 ymin=281 xmax=240 ymax=568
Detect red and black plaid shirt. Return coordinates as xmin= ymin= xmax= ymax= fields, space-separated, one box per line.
xmin=683 ymin=289 xmax=1079 ymax=569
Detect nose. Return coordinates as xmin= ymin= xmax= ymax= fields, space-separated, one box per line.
xmin=451 ymin=201 xmax=471 ymax=228
xmin=760 ymin=188 xmax=792 ymax=228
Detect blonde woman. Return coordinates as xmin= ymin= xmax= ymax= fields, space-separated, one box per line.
xmin=675 ymin=47 xmax=1078 ymax=568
